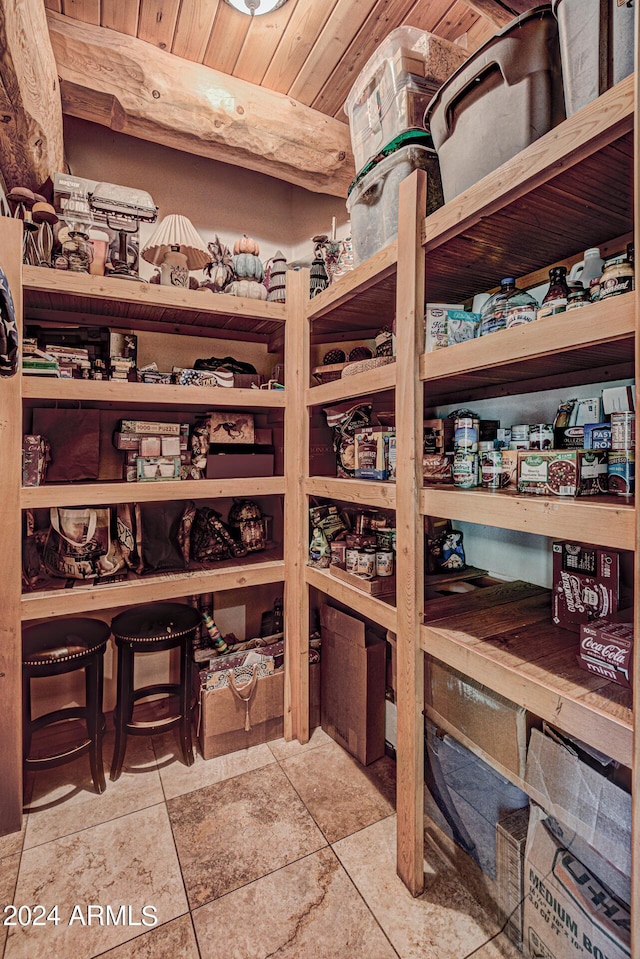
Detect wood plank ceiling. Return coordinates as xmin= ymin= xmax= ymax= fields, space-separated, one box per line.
xmin=42 ymin=0 xmax=530 ymax=124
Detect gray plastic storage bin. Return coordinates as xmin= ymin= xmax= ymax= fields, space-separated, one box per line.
xmin=425 ymin=5 xmax=565 ymax=203
xmin=346 ymin=143 xmax=443 ymax=267
xmin=553 ymin=0 xmax=635 ymax=117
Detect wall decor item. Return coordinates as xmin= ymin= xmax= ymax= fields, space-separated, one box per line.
xmin=233 ymin=234 xmax=260 ymax=255
xmin=202 ymin=235 xmax=235 ymax=292
xmin=309 ymin=244 xmax=329 ymax=298
xmin=233 ymin=252 xmax=265 ymax=282
xmin=141 ymin=214 xmax=209 ymax=287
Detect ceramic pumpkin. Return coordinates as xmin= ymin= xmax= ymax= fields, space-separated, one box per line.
xmin=226 ymin=279 xmax=267 ymax=300
xmin=204 ymin=235 xmax=235 ymax=291
xmin=233 ymin=234 xmax=260 ymax=255
xmin=233 ymin=253 xmax=264 ymax=283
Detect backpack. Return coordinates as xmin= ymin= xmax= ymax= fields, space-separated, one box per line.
xmin=227 ymin=499 xmax=266 ymax=553
xmin=191 ymin=507 xmax=248 ymax=563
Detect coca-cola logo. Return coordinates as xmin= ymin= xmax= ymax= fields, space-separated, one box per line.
xmin=582 ymin=637 xmax=628 ymax=665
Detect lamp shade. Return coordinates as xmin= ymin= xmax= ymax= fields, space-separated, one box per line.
xmin=223 ymin=0 xmax=289 ymax=14
xmin=141 ymin=214 xmax=210 ymax=271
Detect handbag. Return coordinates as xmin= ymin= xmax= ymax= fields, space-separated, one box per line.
xmin=43 ymin=506 xmax=125 ymax=579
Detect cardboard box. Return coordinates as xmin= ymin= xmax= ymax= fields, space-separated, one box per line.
xmin=205 ymin=411 xmax=254 ymax=444
xmin=554 ymin=425 xmax=585 ymax=448
xmin=424 ymin=657 xmax=532 ymax=778
xmin=518 ymin=449 xmax=608 ymax=496
xmin=354 ymin=426 xmax=395 ymax=480
xmin=320 ymin=604 xmax=386 ymax=765
xmin=198 ymin=663 xmax=320 ymax=761
xmin=583 ymin=423 xmax=612 ymax=450
xmin=496 ymin=806 xmax=530 ymax=950
xmin=552 ymin=541 xmax=619 ymax=633
xmin=579 ymin=619 xmax=633 ymax=688
xmin=205 ymin=453 xmax=274 ymax=478
xmin=523 ymin=730 xmax=631 ymax=959
xmin=602 ymin=384 xmax=635 ymax=414
xmin=120 ymin=419 xmax=182 ymax=435
xmin=423 ymin=418 xmax=455 ymax=454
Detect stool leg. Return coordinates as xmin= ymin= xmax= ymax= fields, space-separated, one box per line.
xmin=110 ymin=643 xmax=132 ymax=782
xmin=178 ymin=634 xmax=194 ymax=767
xmin=22 ymin=670 xmax=32 ymax=764
xmin=86 ymin=652 xmax=106 ymax=794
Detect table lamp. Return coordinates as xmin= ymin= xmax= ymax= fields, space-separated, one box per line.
xmin=141 ymin=214 xmax=210 ymax=287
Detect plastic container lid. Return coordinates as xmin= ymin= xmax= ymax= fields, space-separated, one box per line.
xmin=345 ymin=26 xmax=434 ymax=118
xmin=347 ymin=129 xmax=434 ymax=197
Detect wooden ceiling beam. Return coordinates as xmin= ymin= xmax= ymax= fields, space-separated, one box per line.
xmin=459 ymin=0 xmax=514 ymax=27
xmin=0 ymin=0 xmax=65 ymax=191
xmin=47 ymin=10 xmax=355 ymax=197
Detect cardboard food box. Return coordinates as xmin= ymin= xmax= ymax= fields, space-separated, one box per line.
xmin=553 ymin=425 xmax=585 ymax=449
xmin=320 ymin=604 xmax=386 ymax=765
xmin=578 ymin=618 xmax=633 ymax=687
xmin=583 ymin=423 xmax=612 ymax=450
xmin=198 ymin=663 xmax=320 ymax=761
xmin=424 ymin=305 xmax=479 ymax=351
xmin=552 ymin=541 xmax=619 ymax=633
xmin=523 ymin=729 xmax=631 ymax=959
xmin=205 ymin=452 xmax=274 ymax=478
xmin=423 ymin=418 xmax=455 ymax=454
xmin=518 ymin=449 xmax=608 ymax=496
xmin=354 ymin=426 xmax=395 ymax=480
xmin=424 ymin=657 xmax=533 ymax=778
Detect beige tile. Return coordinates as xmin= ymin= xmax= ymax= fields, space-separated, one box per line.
xmin=0 ymin=853 xmax=21 ymax=958
xmin=96 ymin=915 xmax=199 ymax=959
xmin=5 ymin=804 xmax=187 ymax=959
xmin=168 ymin=763 xmax=326 ymax=909
xmin=0 ymin=824 xmax=24 ymax=861
xmin=193 ymin=847 xmax=399 ymax=959
xmin=153 ymin=732 xmax=275 ymax=800
xmin=267 ymin=725 xmax=332 ymax=761
xmin=280 ymin=740 xmax=395 ymax=843
xmin=334 ymin=816 xmax=510 ymax=959
xmin=23 ymin=732 xmax=164 ymax=850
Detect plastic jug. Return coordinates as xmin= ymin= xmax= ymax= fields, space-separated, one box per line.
xmin=568 ymin=247 xmax=603 ymax=288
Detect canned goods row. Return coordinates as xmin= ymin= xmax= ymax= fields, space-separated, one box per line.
xmin=332 ymin=541 xmax=395 ymax=577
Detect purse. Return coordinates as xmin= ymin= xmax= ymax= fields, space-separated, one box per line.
xmin=43 ymin=506 xmax=125 ymax=579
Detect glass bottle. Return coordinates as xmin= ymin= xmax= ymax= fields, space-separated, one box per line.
xmin=478 ymin=277 xmax=516 ymax=336
xmin=537 ymin=267 xmax=569 ymax=320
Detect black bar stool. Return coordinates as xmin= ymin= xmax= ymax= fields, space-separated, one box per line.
xmin=22 ymin=618 xmax=111 ymax=795
xmin=110 ymin=602 xmax=201 ymax=782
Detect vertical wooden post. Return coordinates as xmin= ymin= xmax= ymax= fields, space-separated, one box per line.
xmin=0 ymin=216 xmax=23 ymax=835
xmin=631 ymin=9 xmax=639 ymax=953
xmin=395 ymin=171 xmax=426 ymax=895
xmin=283 ymin=267 xmax=311 ymax=742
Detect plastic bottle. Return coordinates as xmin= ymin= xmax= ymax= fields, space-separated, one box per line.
xmin=478 ymin=278 xmax=516 ymax=336
xmin=505 ymin=286 xmax=539 ymax=329
xmin=537 ymin=267 xmax=569 ymax=320
xmin=568 ymin=247 xmax=604 ymax=290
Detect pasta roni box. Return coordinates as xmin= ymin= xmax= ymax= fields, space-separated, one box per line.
xmin=424 ymin=304 xmax=479 ymax=351
xmin=552 ymin=542 xmax=619 ymax=633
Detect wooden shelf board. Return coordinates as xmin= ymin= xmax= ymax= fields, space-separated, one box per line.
xmin=21 ymin=554 xmax=285 ymax=621
xmin=306 ymin=362 xmax=396 ymax=406
xmin=307 ymin=244 xmax=397 ymax=337
xmin=21 ymin=476 xmax=286 ymax=508
xmin=306 ymin=476 xmax=396 ymax=510
xmin=22 ymin=266 xmax=286 ymax=342
xmin=421 ymin=487 xmax=635 ymax=551
xmin=421 ymin=77 xmax=633 ymax=303
xmin=305 ymin=564 xmax=397 ymax=633
xmin=421 ymin=581 xmax=632 ymax=766
xmin=420 ymin=296 xmax=634 ymax=404
xmin=21 ymin=378 xmax=286 ymax=409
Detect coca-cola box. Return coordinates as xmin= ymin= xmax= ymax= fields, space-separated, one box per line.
xmin=552 ymin=542 xmax=619 ymax=633
xmin=579 ymin=618 xmax=633 ymax=688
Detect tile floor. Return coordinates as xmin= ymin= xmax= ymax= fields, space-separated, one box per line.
xmin=1 ymin=726 xmax=521 ymax=959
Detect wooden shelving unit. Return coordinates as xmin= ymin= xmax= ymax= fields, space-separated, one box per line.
xmin=0 ymin=256 xmax=306 ymax=836
xmin=298 ymin=71 xmax=638 ymax=943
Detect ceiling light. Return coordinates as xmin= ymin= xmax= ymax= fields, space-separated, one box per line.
xmin=223 ymin=0 xmax=289 ymax=15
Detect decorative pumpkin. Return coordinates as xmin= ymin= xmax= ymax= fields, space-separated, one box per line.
xmin=226 ymin=279 xmax=267 ymax=300
xmin=204 ymin=235 xmax=235 ymax=292
xmin=233 ymin=234 xmax=260 ymax=256
xmin=233 ymin=252 xmax=264 ymax=283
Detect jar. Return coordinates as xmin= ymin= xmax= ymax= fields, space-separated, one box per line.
xmin=478 ymin=440 xmax=494 ymax=452
xmin=599 ymin=255 xmax=634 ymax=299
xmin=376 ymin=550 xmax=394 ymax=577
xmin=453 ymin=451 xmax=479 ymax=488
xmin=345 ymin=548 xmax=360 ymax=573
xmin=566 ymin=288 xmax=591 ymax=310
xmin=481 ymin=450 xmax=502 ymax=489
xmin=479 ymin=278 xmax=516 ymax=336
xmin=376 ymin=528 xmax=394 ymax=551
xmin=529 ymin=424 xmax=554 ymax=450
xmin=454 ymin=417 xmax=479 ymax=452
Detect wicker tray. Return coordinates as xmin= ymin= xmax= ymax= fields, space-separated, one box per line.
xmin=342 ymin=355 xmax=395 ymax=377
xmin=312 ymin=362 xmax=348 ymax=383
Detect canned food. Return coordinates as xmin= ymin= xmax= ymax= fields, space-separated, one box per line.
xmin=608 ymin=451 xmax=635 ymax=496
xmin=500 ymin=450 xmax=518 ymax=489
xmin=481 ymin=450 xmax=502 ymax=488
xmin=345 ymin=548 xmax=360 ymax=573
xmin=510 ymin=424 xmax=530 ymax=441
xmin=454 ymin=417 xmax=479 ymax=452
xmin=529 ymin=423 xmax=554 ymax=450
xmin=357 ymin=548 xmax=376 ymax=577
xmin=610 ymin=411 xmax=635 ymax=450
xmin=375 ymin=528 xmax=395 ymax=551
xmin=375 ymin=550 xmax=394 ymax=577
xmin=453 ymin=451 xmax=479 ymax=488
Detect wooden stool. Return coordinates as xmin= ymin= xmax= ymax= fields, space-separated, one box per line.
xmin=110 ymin=602 xmax=201 ymax=782
xmin=22 ymin=618 xmax=110 ymax=795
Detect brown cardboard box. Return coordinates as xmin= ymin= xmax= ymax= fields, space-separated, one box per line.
xmin=424 ymin=657 xmax=533 ymax=778
xmin=198 ymin=664 xmax=320 ymax=760
xmin=552 ymin=541 xmax=619 ymax=633
xmin=205 ymin=453 xmax=274 ymax=478
xmin=320 ymin=605 xmax=386 ymax=765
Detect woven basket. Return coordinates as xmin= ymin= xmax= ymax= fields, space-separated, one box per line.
xmin=342 ymin=355 xmax=395 ymax=378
